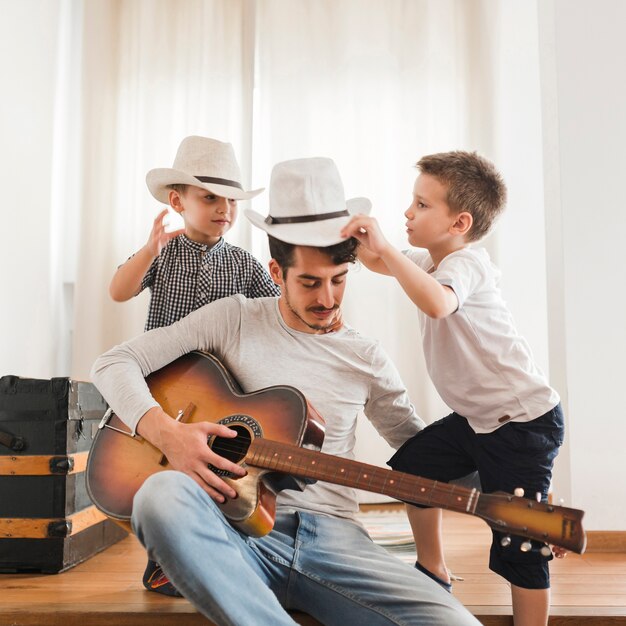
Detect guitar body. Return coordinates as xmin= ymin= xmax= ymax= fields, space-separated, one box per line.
xmin=86 ymin=351 xmax=325 ymax=537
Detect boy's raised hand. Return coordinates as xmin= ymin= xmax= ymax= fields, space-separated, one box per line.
xmin=147 ymin=208 xmax=185 ymax=257
xmin=110 ymin=209 xmax=185 ymax=302
xmin=341 ymin=215 xmax=392 ymax=257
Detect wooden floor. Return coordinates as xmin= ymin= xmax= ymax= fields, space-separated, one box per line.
xmin=2 ymin=510 xmax=625 ymax=626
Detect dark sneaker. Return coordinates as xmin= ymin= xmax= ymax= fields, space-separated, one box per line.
xmin=415 ymin=561 xmax=452 ymax=593
xmin=142 ymin=559 xmax=183 ymax=597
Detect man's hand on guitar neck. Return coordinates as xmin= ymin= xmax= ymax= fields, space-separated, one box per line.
xmin=137 ymin=406 xmax=247 ymax=502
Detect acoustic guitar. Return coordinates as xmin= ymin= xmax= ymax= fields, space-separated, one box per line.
xmin=86 ymin=351 xmax=586 ymax=554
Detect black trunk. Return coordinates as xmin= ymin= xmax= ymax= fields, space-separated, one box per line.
xmin=0 ymin=375 xmax=127 ymax=573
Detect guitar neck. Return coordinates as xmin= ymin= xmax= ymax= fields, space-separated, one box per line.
xmin=246 ymin=438 xmax=478 ymax=516
xmin=246 ymin=438 xmax=587 ymax=554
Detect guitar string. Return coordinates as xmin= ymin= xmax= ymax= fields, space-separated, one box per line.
xmin=198 ymin=437 xmax=568 ymax=526
xmin=205 ymin=437 xmax=503 ymax=509
xmin=211 ymin=437 xmax=475 ymax=499
xmin=214 ymin=438 xmax=456 ymax=484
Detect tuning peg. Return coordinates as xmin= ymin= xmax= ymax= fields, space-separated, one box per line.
xmin=500 ymin=535 xmax=512 ymax=547
xmin=520 ymin=540 xmax=532 ymax=552
xmin=540 ymin=545 xmax=552 ymax=557
xmin=514 ymin=487 xmax=525 ymax=497
xmin=535 ymin=492 xmax=542 ymax=502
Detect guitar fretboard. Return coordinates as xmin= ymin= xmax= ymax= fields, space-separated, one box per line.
xmin=247 ymin=438 xmax=479 ymax=515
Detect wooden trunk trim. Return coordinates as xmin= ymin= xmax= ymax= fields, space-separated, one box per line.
xmin=0 ymin=505 xmax=108 ymax=539
xmin=0 ymin=451 xmax=88 ymax=476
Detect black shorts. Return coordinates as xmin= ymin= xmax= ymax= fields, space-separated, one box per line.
xmin=388 ymin=404 xmax=565 ymax=589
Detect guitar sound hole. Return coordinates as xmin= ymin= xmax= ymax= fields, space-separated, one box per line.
xmin=208 ymin=425 xmax=252 ymax=477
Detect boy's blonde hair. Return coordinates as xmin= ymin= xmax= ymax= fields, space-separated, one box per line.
xmin=417 ymin=151 xmax=507 ymax=242
xmin=166 ymin=183 xmax=189 ymax=195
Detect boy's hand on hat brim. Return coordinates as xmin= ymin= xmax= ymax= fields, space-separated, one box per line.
xmin=341 ymin=215 xmax=391 ymax=258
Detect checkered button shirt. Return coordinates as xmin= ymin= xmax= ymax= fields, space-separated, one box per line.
xmin=139 ymin=235 xmax=280 ymax=331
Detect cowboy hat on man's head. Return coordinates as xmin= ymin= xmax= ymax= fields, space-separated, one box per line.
xmin=245 ymin=157 xmax=371 ymax=247
xmin=146 ymin=136 xmax=263 ymax=204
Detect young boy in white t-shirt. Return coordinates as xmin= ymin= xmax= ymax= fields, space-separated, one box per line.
xmin=341 ymin=151 xmax=564 ymax=626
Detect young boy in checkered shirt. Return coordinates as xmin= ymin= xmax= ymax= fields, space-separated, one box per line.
xmin=109 ymin=136 xmax=279 ymax=595
xmin=110 ymin=136 xmax=279 ymax=331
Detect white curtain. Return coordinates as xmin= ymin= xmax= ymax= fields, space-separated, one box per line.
xmin=72 ymin=0 xmax=254 ymax=376
xmin=63 ymin=0 xmax=547 ymax=477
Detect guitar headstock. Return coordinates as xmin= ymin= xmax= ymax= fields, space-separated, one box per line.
xmin=475 ymin=491 xmax=586 ymax=554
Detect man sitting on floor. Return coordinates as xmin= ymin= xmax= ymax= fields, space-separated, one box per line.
xmin=91 ymin=157 xmax=480 ymax=625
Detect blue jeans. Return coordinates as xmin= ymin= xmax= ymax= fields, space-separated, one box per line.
xmin=132 ymin=471 xmax=479 ymax=626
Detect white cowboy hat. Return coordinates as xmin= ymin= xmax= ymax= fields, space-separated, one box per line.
xmin=244 ymin=157 xmax=371 ymax=247
xmin=146 ymin=136 xmax=263 ymax=204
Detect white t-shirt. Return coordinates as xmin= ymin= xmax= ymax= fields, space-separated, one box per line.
xmin=404 ymin=247 xmax=559 ymax=434
xmin=91 ymin=295 xmax=424 ymax=520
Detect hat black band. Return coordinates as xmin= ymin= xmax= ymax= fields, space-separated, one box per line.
xmin=195 ymin=175 xmax=243 ymax=190
xmin=265 ymin=209 xmax=349 ymax=225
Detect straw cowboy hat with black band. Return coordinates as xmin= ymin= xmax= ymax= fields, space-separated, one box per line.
xmin=146 ymin=136 xmax=263 ymax=204
xmin=245 ymin=157 xmax=371 ymax=247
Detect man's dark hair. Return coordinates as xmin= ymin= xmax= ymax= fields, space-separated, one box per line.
xmin=268 ymin=236 xmax=359 ymax=273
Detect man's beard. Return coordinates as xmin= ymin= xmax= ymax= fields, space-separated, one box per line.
xmin=283 ymin=288 xmax=339 ymax=332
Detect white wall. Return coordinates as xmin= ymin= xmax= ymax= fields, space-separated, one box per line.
xmin=539 ymin=0 xmax=626 ymax=530
xmin=0 ymin=0 xmax=61 ymax=378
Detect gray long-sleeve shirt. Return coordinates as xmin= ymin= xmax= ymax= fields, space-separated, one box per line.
xmin=91 ymin=295 xmax=424 ymax=519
